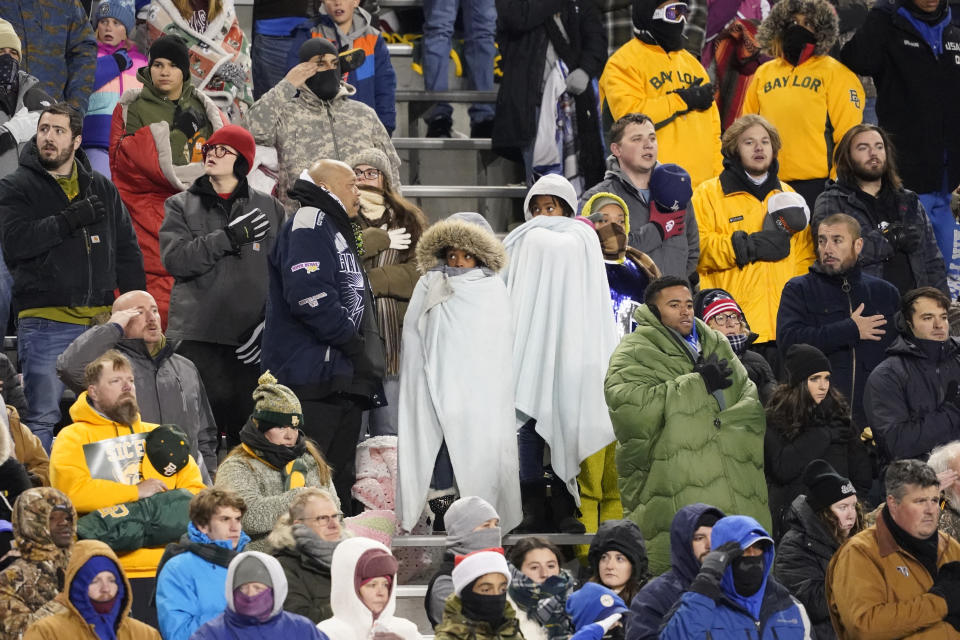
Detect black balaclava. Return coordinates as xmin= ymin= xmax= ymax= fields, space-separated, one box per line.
xmin=298 ymin=37 xmax=341 ymax=101
xmin=632 ymin=0 xmax=687 ymax=52
xmin=0 ymin=53 xmax=19 ymax=116
xmin=461 ymin=578 xmax=507 ymax=627
xmin=732 ymin=555 xmax=765 ymax=596
xmin=781 ymin=24 xmax=817 ymax=65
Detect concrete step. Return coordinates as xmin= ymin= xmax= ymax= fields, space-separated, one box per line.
xmin=401 ymin=185 xmax=526 ymax=199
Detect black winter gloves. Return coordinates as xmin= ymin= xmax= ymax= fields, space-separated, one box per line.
xmin=694 ymin=353 xmax=733 ymax=394
xmin=731 ymin=230 xmax=791 ymax=267
xmin=225 ymin=208 xmax=269 ymax=248
xmin=883 ymin=223 xmax=922 ymax=253
xmin=689 ymin=541 xmax=742 ymax=601
xmin=931 ymin=561 xmax=960 ymax=615
xmin=173 ymin=106 xmax=204 ymax=139
xmin=676 ymin=82 xmax=715 ymax=111
xmin=112 ymin=49 xmax=133 ymax=72
xmin=59 ymin=195 xmax=106 ymax=233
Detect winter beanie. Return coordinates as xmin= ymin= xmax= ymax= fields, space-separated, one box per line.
xmin=451 ymin=548 xmax=510 ymax=596
xmin=784 ymin=343 xmax=831 ymax=386
xmin=696 ymin=289 xmax=744 ymax=326
xmin=347 ymin=148 xmax=393 ymax=192
xmin=0 ymin=19 xmax=21 ymax=56
xmin=354 ymin=548 xmax=399 ymax=592
xmin=803 ymin=459 xmax=856 ymax=512
xmin=149 ymin=35 xmax=191 ymax=80
xmin=444 ymin=496 xmax=500 ymax=538
xmin=763 ymin=191 xmax=810 ymax=234
xmin=94 ymin=0 xmax=135 ymax=35
xmin=233 ymin=554 xmax=274 ymax=589
xmin=252 ymin=371 xmax=304 ymax=432
xmin=205 ymin=124 xmax=256 ymax=172
xmin=649 ymin=163 xmax=693 ymax=214
xmin=143 ymin=424 xmax=190 ymax=477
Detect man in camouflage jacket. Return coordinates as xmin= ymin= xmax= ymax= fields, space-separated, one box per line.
xmin=243 ymin=37 xmax=400 ymax=206
xmin=0 ymin=487 xmax=76 ymax=640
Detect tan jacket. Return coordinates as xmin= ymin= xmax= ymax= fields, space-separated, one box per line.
xmin=8 ymin=406 xmax=48 ymax=486
xmin=22 ymin=540 xmax=160 ymax=640
xmin=827 ymin=510 xmax=960 ymax=639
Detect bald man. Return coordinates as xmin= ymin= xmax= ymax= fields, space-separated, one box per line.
xmin=56 ymin=290 xmax=217 ymax=481
xmin=262 ymin=159 xmax=385 ymax=511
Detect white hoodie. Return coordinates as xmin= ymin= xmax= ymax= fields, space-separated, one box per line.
xmin=317 ymin=537 xmax=421 ymax=640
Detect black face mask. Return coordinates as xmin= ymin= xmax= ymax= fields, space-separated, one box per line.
xmin=460 ymin=590 xmax=507 ymax=627
xmin=647 ymin=19 xmax=685 ymax=52
xmin=732 ymin=555 xmax=765 ymax=596
xmin=781 ymin=24 xmax=817 ymax=65
xmin=0 ymin=54 xmax=19 ymax=96
xmin=305 ymin=68 xmax=341 ymax=101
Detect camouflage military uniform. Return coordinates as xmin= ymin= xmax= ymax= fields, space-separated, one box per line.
xmin=2 ymin=0 xmax=97 ymax=113
xmin=940 ymin=501 xmax=960 ymax=542
xmin=244 ymin=80 xmax=401 ymax=205
xmin=0 ymin=487 xmax=75 ymax=640
xmin=434 ymin=595 xmax=524 ymax=640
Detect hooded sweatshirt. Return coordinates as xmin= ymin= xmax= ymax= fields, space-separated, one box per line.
xmin=660 ymin=515 xmax=811 ymax=640
xmin=21 ymin=539 xmax=160 ymax=640
xmin=626 ymin=503 xmax=725 ymax=640
xmin=0 ymin=487 xmax=76 ymax=640
xmin=522 ymin=174 xmax=580 ymax=221
xmin=317 ymin=537 xmax=420 ymax=640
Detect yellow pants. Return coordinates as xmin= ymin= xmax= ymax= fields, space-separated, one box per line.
xmin=576 ymin=441 xmax=623 ymax=563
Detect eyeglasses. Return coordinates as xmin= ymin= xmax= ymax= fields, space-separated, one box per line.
xmin=711 ymin=313 xmax=744 ymax=326
xmin=296 ymin=513 xmax=344 ymax=527
xmin=651 ymin=2 xmax=690 ymax=23
xmin=354 ymin=168 xmax=382 ymax=180
xmin=201 ymin=144 xmax=236 ymax=159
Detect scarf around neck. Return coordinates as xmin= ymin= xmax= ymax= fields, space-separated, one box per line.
xmin=239 ymin=419 xmax=309 ymax=490
xmin=882 ymin=505 xmax=939 ymax=579
xmin=291 ymin=523 xmax=340 ymax=571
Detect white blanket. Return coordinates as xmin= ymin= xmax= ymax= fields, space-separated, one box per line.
xmin=501 ymin=216 xmax=619 ymax=502
xmin=396 ymin=268 xmax=522 ymax=531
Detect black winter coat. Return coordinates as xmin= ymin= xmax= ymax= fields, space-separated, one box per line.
xmin=864 ymin=334 xmax=960 ymax=461
xmin=764 ymin=398 xmax=872 ymax=539
xmin=839 ymin=0 xmax=960 ymax=194
xmin=275 ymin=546 xmax=333 ymax=624
xmin=0 ymin=143 xmax=145 ymax=311
xmin=777 ymin=263 xmax=900 ymax=427
xmin=742 ymin=348 xmax=777 ymax=406
xmin=813 ymin=180 xmax=947 ymax=295
xmin=493 ymin=0 xmax=608 ymax=186
xmin=773 ymin=495 xmax=844 ymax=640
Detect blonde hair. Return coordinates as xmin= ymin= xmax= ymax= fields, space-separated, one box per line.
xmin=173 ymin=0 xmax=222 ymax=21
xmin=721 ymin=114 xmax=782 ymax=160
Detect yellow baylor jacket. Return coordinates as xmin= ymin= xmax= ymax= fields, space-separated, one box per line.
xmin=600 ymin=39 xmax=723 ymax=187
xmin=741 ymin=55 xmax=864 ymax=182
xmin=693 ymin=168 xmax=815 ymax=343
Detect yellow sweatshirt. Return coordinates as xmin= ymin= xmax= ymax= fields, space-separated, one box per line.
xmin=599 ymin=39 xmax=723 ymax=188
xmin=741 ymin=55 xmax=864 ymax=182
xmin=50 ymin=392 xmax=206 ymax=576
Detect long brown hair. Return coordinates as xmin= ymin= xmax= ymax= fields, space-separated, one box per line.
xmin=225 ymin=436 xmax=333 ymax=486
xmin=765 ymin=382 xmax=850 ymax=440
xmin=816 ymin=500 xmax=865 ymax=545
xmin=359 ymin=184 xmax=429 ymax=261
xmin=834 ymin=124 xmax=902 ymax=190
xmin=173 ymin=0 xmax=223 ymax=21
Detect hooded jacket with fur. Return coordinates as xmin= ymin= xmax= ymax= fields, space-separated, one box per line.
xmin=267 ymin=516 xmax=337 ymax=623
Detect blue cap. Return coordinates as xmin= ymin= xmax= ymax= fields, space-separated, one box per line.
xmin=94 ymin=0 xmax=135 ymax=35
xmin=649 ymin=163 xmax=693 ymax=212
xmin=565 ymin=583 xmax=629 ymax=631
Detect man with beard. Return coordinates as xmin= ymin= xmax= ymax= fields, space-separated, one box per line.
xmin=777 ymin=213 xmax=900 ymax=428
xmin=262 ymin=159 xmax=385 ymax=512
xmin=0 ymin=103 xmax=144 ymax=451
xmin=865 ymin=287 xmax=960 ymax=462
xmin=57 ymin=290 xmax=219 ymax=481
xmin=827 ymin=459 xmax=960 ymax=638
xmin=814 ymin=124 xmax=947 ymax=297
xmin=599 ymin=0 xmax=722 ymax=187
xmin=660 ymin=515 xmax=812 ymax=639
xmin=48 ymin=350 xmax=204 ymax=578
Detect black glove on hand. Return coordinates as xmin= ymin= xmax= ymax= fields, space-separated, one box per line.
xmin=689 ymin=541 xmax=743 ymax=601
xmin=731 ymin=230 xmax=791 ymax=267
xmin=225 ymin=208 xmax=269 ymax=248
xmin=676 ymin=82 xmax=715 ymax=111
xmin=173 ymin=106 xmax=203 ymax=139
xmin=883 ymin=223 xmax=922 ymax=253
xmin=828 ymin=419 xmax=852 ymax=444
xmin=112 ymin=49 xmax=133 ymax=72
xmin=59 ymin=195 xmax=106 ymax=232
xmin=694 ymin=353 xmax=734 ymax=393
xmin=931 ymin=561 xmax=960 ymax=615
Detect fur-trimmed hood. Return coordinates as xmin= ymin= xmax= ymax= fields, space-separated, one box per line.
xmin=757 ymin=0 xmax=839 ymax=57
xmin=416 ymin=213 xmax=507 ymax=274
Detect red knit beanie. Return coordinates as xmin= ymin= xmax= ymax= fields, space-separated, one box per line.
xmin=205 ymin=124 xmax=256 ymax=171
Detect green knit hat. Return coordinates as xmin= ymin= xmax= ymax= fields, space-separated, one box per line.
xmin=252 ymin=371 xmax=304 ymax=432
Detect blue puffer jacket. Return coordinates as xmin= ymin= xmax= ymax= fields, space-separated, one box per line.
xmin=156 ymin=522 xmax=251 ymax=640
xmin=660 ymin=516 xmax=811 ymax=640
xmin=262 ymin=179 xmax=385 ymax=404
xmin=777 ymin=262 xmax=900 ymax=427
xmin=625 ymin=503 xmax=725 ymax=640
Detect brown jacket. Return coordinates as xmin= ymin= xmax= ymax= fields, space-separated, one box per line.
xmin=827 ymin=509 xmax=960 ymax=639
xmin=8 ymin=406 xmax=49 ymax=486
xmin=23 ymin=540 xmax=160 ymax=640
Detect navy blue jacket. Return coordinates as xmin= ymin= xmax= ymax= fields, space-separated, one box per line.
xmin=813 ymin=180 xmax=947 ymax=296
xmin=625 ymin=503 xmax=725 ymax=640
xmin=191 ymin=607 xmax=328 ymax=640
xmin=777 ymin=263 xmax=900 ymax=427
xmin=262 ymin=180 xmax=384 ymax=404
xmin=660 ymin=515 xmax=811 ymax=640
xmin=864 ymin=330 xmax=960 ymax=461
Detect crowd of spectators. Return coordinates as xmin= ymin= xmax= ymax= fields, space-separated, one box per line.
xmin=0 ymin=0 xmax=960 ymax=638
